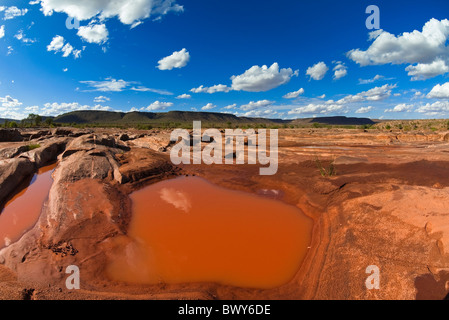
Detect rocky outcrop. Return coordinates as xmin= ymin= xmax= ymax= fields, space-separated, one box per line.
xmin=57 ymin=134 xmax=132 ymax=184
xmin=129 ymin=131 xmax=173 ymax=152
xmin=396 ymin=133 xmax=442 ymax=142
xmin=29 ymin=130 xmax=52 ymax=140
xmin=0 ymin=173 xmax=131 ymax=288
xmin=18 ymin=128 xmax=91 ymax=140
xmin=2 ymin=127 xmax=449 ymax=299
xmin=19 ymin=139 xmax=69 ymax=168
xmin=0 ymin=138 xmax=70 ymax=207
xmin=299 ymin=183 xmax=449 ymax=300
xmin=444 ymin=133 xmax=449 ymax=142
xmin=54 ymin=134 xmax=176 ymax=185
xmin=116 ymin=148 xmax=176 ymax=184
xmin=52 ymin=128 xmax=73 ymax=137
xmin=63 ymin=134 xmax=129 ymax=152
xmin=0 ymin=134 xmax=138 ymax=289
xmin=0 ymin=129 xmax=23 ymax=142
xmin=58 ymin=148 xmax=118 ymax=183
xmin=118 ymin=133 xmax=129 ymax=141
xmin=0 ymin=146 xmax=29 ymax=160
xmin=0 ymin=158 xmax=35 ymax=206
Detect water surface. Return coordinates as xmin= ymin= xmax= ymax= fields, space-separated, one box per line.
xmin=0 ymin=163 xmax=57 ymax=249
xmin=107 ymin=176 xmax=312 ymax=289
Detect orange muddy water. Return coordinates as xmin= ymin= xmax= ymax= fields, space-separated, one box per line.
xmin=107 ymin=176 xmax=313 ymax=289
xmin=0 ymin=163 xmax=57 ymax=249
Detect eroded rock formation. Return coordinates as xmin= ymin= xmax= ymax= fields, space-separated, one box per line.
xmin=1 ymin=128 xmax=449 ymax=300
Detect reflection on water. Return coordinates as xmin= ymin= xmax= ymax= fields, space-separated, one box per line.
xmin=0 ymin=163 xmax=57 ymax=249
xmin=107 ymin=176 xmax=313 ymax=289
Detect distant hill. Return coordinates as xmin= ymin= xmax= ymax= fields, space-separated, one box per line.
xmin=292 ymin=116 xmax=378 ymax=126
xmin=54 ymin=111 xmax=126 ymax=124
xmin=49 ymin=110 xmax=379 ymax=127
xmin=53 ymin=110 xmax=288 ymax=125
xmin=0 ymin=118 xmax=16 ymax=125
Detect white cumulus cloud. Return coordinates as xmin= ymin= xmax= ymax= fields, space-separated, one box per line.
xmin=61 ymin=43 xmax=74 ymax=57
xmin=3 ymin=6 xmax=28 ymax=20
xmin=47 ymin=35 xmax=64 ymax=51
xmin=157 ymin=48 xmax=190 ymax=70
xmin=283 ymin=88 xmax=304 ymax=99
xmin=130 ymin=86 xmax=173 ymax=95
xmin=427 ymin=82 xmax=449 ymax=99
xmin=176 ymin=94 xmax=191 ymax=99
xmin=35 ymin=0 xmax=183 ymax=25
xmin=385 ymin=104 xmax=414 ymax=113
xmin=348 ymin=19 xmax=449 ymax=80
xmin=241 ymin=109 xmax=278 ymax=118
xmin=77 ymin=23 xmax=108 ymax=44
xmin=146 ymin=101 xmax=173 ymax=111
xmin=359 ymin=74 xmax=386 ymax=85
xmin=93 ymin=96 xmax=110 ymax=103
xmin=333 ymin=63 xmax=348 ymax=80
xmin=80 ymin=78 xmax=172 ymax=95
xmin=240 ymin=100 xmax=274 ymax=111
xmin=288 ymin=104 xmax=344 ymax=115
xmin=306 ymin=62 xmax=329 ymax=80
xmin=355 ymin=106 xmax=373 ymax=114
xmin=190 ymin=84 xmax=231 ymax=94
xmin=337 ymin=84 xmax=396 ymax=104
xmin=0 ymin=95 xmax=22 ymax=108
xmin=406 ymin=59 xmax=449 ymax=81
xmin=415 ymin=101 xmax=449 ymax=116
xmin=34 ymin=1 xmax=183 ymax=46
xmin=285 ymin=84 xmax=397 ymax=117
xmin=231 ymin=63 xmax=296 ymax=92
xmin=40 ymin=102 xmax=112 ymax=117
xmin=47 ymin=35 xmax=82 ymax=59
xmin=80 ymin=78 xmax=130 ymax=92
xmin=223 ymin=103 xmax=237 ymax=110
xmin=201 ymin=103 xmax=216 ymax=111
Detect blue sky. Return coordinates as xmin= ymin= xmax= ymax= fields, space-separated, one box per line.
xmin=1 ymin=0 xmax=449 ymax=120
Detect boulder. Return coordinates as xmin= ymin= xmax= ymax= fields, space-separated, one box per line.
xmin=20 ymin=139 xmax=68 ymax=168
xmin=0 ymin=158 xmax=35 ymax=206
xmin=0 ymin=146 xmax=29 ymax=160
xmin=119 ymin=133 xmax=129 ymax=141
xmin=98 ymin=135 xmax=117 ymax=148
xmin=55 ymin=149 xmax=115 ymax=183
xmin=0 ymin=129 xmax=23 ymax=142
xmin=29 ymin=130 xmax=51 ymax=140
xmin=64 ymin=134 xmax=129 ymax=157
xmin=117 ymin=148 xmax=176 ymax=184
xmin=69 ymin=130 xmax=92 ymax=138
xmin=52 ymin=128 xmax=73 ymax=136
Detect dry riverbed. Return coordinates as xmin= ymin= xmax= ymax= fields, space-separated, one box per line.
xmin=1 ymin=127 xmax=449 ymax=300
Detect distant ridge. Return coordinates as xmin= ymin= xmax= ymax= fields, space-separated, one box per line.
xmin=53 ymin=110 xmax=289 ymax=125
xmin=51 ymin=110 xmax=378 ymax=126
xmin=0 ymin=118 xmax=16 ymax=124
xmin=292 ymin=116 xmax=377 ymax=126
